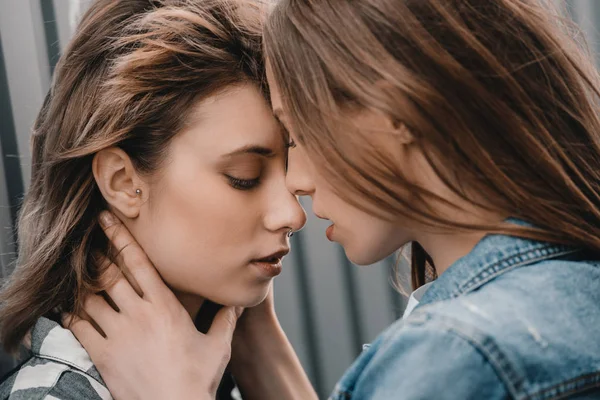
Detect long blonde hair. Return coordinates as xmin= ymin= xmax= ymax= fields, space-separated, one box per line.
xmin=264 ymin=0 xmax=600 ymax=287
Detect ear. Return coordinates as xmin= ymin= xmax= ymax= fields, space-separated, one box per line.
xmin=93 ymin=148 xmax=146 ymax=219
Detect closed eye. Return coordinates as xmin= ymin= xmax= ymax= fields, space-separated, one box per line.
xmin=226 ymin=175 xmax=261 ymax=191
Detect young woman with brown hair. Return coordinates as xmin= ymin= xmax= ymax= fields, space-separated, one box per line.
xmin=67 ymin=0 xmax=600 ymax=399
xmin=0 ymin=0 xmax=306 ymax=399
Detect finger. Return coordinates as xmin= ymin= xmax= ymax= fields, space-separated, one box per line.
xmin=98 ymin=211 xmax=166 ymax=300
xmin=82 ymin=293 xmax=119 ymax=336
xmin=97 ymin=257 xmax=141 ymax=313
xmin=208 ymin=306 xmax=243 ymax=344
xmin=64 ymin=313 xmax=105 ymax=350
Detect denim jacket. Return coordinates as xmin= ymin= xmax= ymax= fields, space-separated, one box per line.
xmin=330 ymin=226 xmax=600 ymax=399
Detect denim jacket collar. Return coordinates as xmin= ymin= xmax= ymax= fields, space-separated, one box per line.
xmin=417 ymin=219 xmax=581 ymax=308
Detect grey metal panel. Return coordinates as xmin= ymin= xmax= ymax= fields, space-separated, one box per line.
xmin=580 ymin=0 xmax=600 ymax=61
xmin=51 ymin=0 xmax=74 ymax=51
xmin=0 ymin=34 xmax=23 ymax=232
xmin=297 ymin=197 xmax=356 ymax=397
xmin=568 ymin=0 xmax=596 ymax=39
xmin=0 ymin=31 xmax=19 ymax=279
xmin=52 ymin=0 xmax=95 ymax=51
xmin=274 ymin=243 xmax=315 ymax=384
xmin=0 ymin=0 xmax=52 ymax=189
xmin=0 ymin=136 xmax=15 ymax=279
xmin=350 ymin=257 xmax=403 ymax=343
xmin=40 ymin=0 xmax=61 ymax=76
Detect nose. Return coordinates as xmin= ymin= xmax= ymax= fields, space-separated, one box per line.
xmin=285 ymin=144 xmax=316 ymax=197
xmin=264 ymin=182 xmax=307 ymax=234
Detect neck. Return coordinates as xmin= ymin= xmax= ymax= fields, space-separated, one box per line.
xmin=418 ymin=229 xmax=486 ymax=276
xmin=415 ymin=211 xmax=506 ymax=276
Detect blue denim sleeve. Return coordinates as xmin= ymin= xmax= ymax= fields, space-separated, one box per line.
xmin=350 ymin=322 xmax=509 ymax=400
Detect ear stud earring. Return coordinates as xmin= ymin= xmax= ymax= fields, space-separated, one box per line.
xmin=135 ymin=189 xmax=142 ymax=196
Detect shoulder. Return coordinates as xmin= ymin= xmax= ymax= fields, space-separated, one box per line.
xmin=425 ymin=257 xmax=600 ymax=368
xmin=340 ymin=313 xmax=508 ymax=400
xmin=0 ymin=356 xmax=111 ymax=400
xmin=339 ymin=257 xmax=600 ymax=400
xmin=0 ymin=317 xmax=112 ymax=400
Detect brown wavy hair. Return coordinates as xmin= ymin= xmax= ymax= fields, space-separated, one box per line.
xmin=264 ymin=0 xmax=600 ymax=288
xmin=0 ymin=0 xmax=266 ymax=353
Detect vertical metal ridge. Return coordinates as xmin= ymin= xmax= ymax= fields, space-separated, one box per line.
xmin=591 ymin=0 xmax=600 ymax=63
xmin=0 ymin=34 xmax=24 ymax=229
xmin=0 ymin=30 xmax=20 ymax=373
xmin=290 ymin=231 xmax=325 ymax=397
xmin=40 ymin=0 xmax=60 ymax=77
xmin=338 ymin=249 xmax=366 ymax=355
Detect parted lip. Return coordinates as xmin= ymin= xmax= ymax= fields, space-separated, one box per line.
xmin=253 ymin=249 xmax=290 ymax=263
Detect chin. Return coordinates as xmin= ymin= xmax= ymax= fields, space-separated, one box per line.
xmin=345 ymin=252 xmax=380 ymax=266
xmin=220 ymin=285 xmax=271 ymax=308
xmin=344 ymin=243 xmax=398 ymax=266
xmin=343 ymin=245 xmax=378 ymax=265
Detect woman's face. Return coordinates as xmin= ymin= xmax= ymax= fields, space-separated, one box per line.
xmin=265 ymin=65 xmax=412 ymax=266
xmin=131 ymin=84 xmax=306 ymax=310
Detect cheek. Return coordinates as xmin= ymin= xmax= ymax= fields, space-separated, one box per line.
xmin=313 ymin=177 xmax=410 ymax=263
xmin=155 ymin=182 xmax=237 ymax=256
xmin=337 ymin=207 xmax=409 ymax=265
xmin=363 ymin=222 xmax=409 ymax=260
xmin=343 ymin=222 xmax=398 ymax=265
xmin=136 ymin=169 xmax=258 ymax=296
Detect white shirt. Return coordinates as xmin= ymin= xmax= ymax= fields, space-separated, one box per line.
xmin=362 ymin=282 xmax=435 ymax=352
xmin=402 ymin=282 xmax=433 ymax=319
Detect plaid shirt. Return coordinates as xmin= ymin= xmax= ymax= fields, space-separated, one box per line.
xmin=0 ymin=317 xmax=112 ymax=399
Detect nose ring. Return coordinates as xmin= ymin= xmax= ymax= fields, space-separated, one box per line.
xmin=287 ymin=230 xmax=294 ymax=238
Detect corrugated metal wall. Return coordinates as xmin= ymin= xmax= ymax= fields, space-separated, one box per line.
xmin=0 ymin=0 xmax=596 ymax=397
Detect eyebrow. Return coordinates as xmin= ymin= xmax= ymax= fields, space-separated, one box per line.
xmin=223 ymin=145 xmax=275 ymax=158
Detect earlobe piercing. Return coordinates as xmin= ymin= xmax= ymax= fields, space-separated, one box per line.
xmin=135 ymin=189 xmax=142 ymax=196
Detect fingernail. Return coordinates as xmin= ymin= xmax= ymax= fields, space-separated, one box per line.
xmin=99 ymin=211 xmax=115 ymax=227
